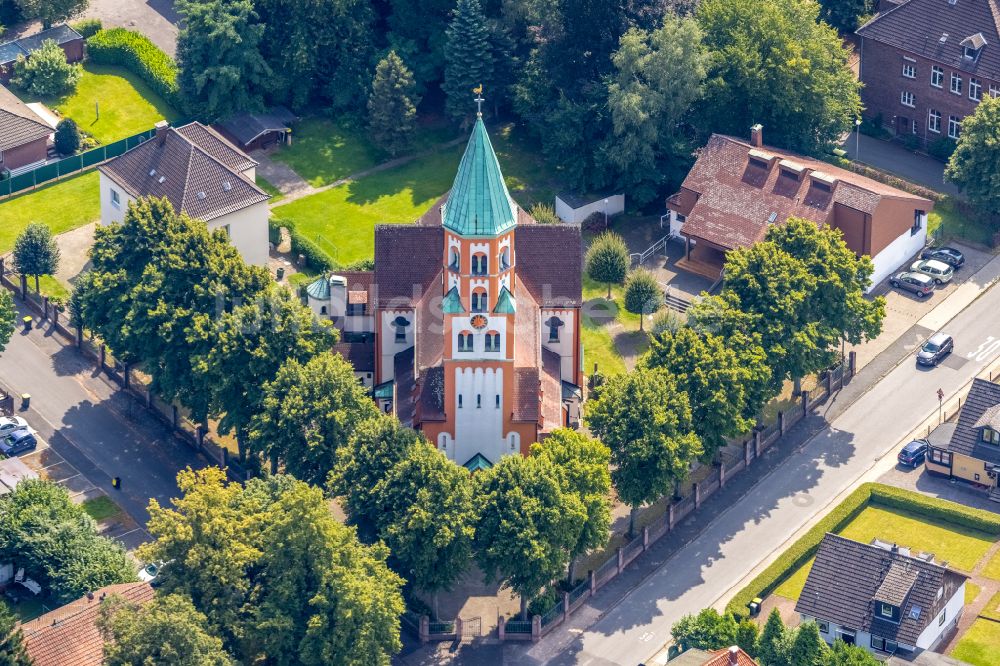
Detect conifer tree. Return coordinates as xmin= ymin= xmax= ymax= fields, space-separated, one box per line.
xmin=368 ymin=51 xmax=419 ymax=156
xmin=0 ymin=602 xmax=31 ymax=665
xmin=442 ymin=0 xmax=494 ymax=123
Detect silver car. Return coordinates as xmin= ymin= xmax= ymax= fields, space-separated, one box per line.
xmin=910 ymin=259 xmax=954 ymax=285
xmin=0 ymin=416 xmax=29 ymax=437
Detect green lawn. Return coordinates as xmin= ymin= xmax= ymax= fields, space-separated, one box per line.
xmin=82 ymin=495 xmax=123 ymax=522
xmin=41 ymin=64 xmax=179 ymax=144
xmin=770 ymin=504 xmax=997 ymax=604
xmin=275 ymin=144 xmax=463 ymax=266
xmin=929 ymin=196 xmax=997 ymax=248
xmin=966 ymin=581 xmax=982 ymax=605
xmin=979 ymin=545 xmax=1000 ymax=581
xmin=580 ymin=275 xmax=653 ymax=376
xmin=979 ymin=589 xmax=1000 ymax=622
xmin=256 ymin=174 xmax=283 ymax=202
xmin=951 ymin=619 xmax=1000 ymax=666
xmin=0 ymin=171 xmax=100 ymax=253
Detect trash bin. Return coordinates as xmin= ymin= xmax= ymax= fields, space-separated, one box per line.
xmin=276 ymin=267 xmax=285 ymax=280
xmin=20 ymin=394 xmax=30 ymax=410
xmin=22 ymin=316 xmax=32 ymax=332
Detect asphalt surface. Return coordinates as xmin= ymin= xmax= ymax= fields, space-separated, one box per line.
xmin=0 ymin=300 xmax=205 ymax=525
xmin=518 ymin=276 xmax=1000 ymax=665
xmin=841 ymin=132 xmax=961 ymax=198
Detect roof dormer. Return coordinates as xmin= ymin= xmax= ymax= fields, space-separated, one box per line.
xmin=962 ymin=33 xmax=986 ymax=61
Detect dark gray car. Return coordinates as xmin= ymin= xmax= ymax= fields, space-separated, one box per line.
xmin=890 ymin=271 xmax=934 ymax=298
xmin=917 ymin=332 xmax=954 ymax=366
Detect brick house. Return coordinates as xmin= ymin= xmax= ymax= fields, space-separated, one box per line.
xmin=856 ymin=0 xmax=1000 ymax=147
xmin=0 ymin=83 xmax=52 ymax=173
xmin=0 ymin=25 xmax=85 ymax=84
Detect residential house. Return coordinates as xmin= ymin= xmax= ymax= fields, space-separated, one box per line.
xmin=215 ymin=107 xmax=296 ymax=152
xmin=795 ymin=533 xmax=967 ymax=657
xmin=857 ymin=0 xmax=1000 ymax=145
xmin=665 ymin=127 xmax=934 ymax=288
xmin=306 ymin=114 xmax=584 ymax=470
xmin=0 ymin=25 xmax=85 ymax=83
xmin=99 ymin=120 xmax=270 ymax=265
xmin=21 ymin=582 xmax=154 ymax=666
xmin=668 ymin=646 xmax=759 ymax=666
xmin=0 ymin=83 xmax=52 ymax=173
xmin=926 ymin=377 xmax=1000 ymax=501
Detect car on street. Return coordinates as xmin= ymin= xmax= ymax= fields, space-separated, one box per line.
xmin=917 ymin=332 xmax=954 ymax=366
xmin=921 ymin=246 xmax=965 ymax=269
xmin=0 ymin=429 xmax=37 ymax=456
xmin=0 ymin=416 xmax=29 ymax=436
xmin=897 ymin=439 xmax=929 ymax=467
xmin=889 ymin=271 xmax=934 ymax=298
xmin=910 ymin=259 xmax=954 ymax=284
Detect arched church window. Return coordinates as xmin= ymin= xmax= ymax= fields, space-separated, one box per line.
xmin=545 ymin=316 xmax=564 ymax=342
xmin=448 ymin=247 xmax=460 ymax=271
xmin=472 ymin=253 xmax=488 ymax=275
xmin=393 ymin=315 xmax=410 ymax=342
xmin=457 ymin=331 xmax=473 ymax=352
xmin=500 ymin=246 xmax=511 ymax=271
xmin=471 ymin=289 xmax=488 ymax=313
xmin=484 ymin=331 xmax=500 ymax=352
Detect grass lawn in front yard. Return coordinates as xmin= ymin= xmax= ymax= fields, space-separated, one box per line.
xmin=43 ymin=64 xmax=180 ymax=144
xmin=966 ymin=580 xmax=981 ymax=605
xmin=979 ymin=544 xmax=1000 ymax=581
xmin=256 ymin=174 xmax=283 ymax=202
xmin=772 ymin=557 xmax=814 ymax=601
xmin=929 ymin=196 xmax=997 ymax=248
xmin=82 ymin=495 xmax=123 ymax=522
xmin=580 ymin=275 xmax=653 ymax=376
xmin=951 ymin=619 xmax=1000 ymax=666
xmin=0 ymin=171 xmax=100 ymax=253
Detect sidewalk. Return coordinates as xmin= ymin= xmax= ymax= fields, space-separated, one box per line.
xmin=840 ymin=132 xmax=961 ymax=198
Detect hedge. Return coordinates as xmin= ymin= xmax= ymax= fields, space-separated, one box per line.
xmin=70 ymin=19 xmax=103 ymax=39
xmin=268 ymin=218 xmax=282 ymax=246
xmin=86 ymin=28 xmax=179 ymax=108
xmin=725 ymin=483 xmax=1000 ymax=619
xmin=287 ymin=226 xmax=334 ymax=272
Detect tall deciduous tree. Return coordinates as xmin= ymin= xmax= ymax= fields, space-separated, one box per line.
xmin=442 ymin=0 xmax=494 ymax=123
xmin=378 ymin=441 xmax=477 ymax=620
xmin=531 ymin=429 xmax=611 ymax=585
xmin=98 ymin=593 xmax=233 ymax=666
xmin=642 ymin=327 xmax=760 ymax=459
xmin=14 ymin=0 xmax=87 ymax=28
xmin=0 ymin=290 xmax=14 ymax=355
xmin=248 ymin=352 xmax=379 ymax=485
xmin=623 ymin=268 xmax=663 ymax=331
xmin=474 ymin=454 xmax=586 ymax=619
xmin=176 ymin=0 xmax=271 ymax=121
xmin=696 ymin=0 xmax=861 ymax=154
xmin=671 ymin=608 xmax=739 ymax=650
xmin=818 ymin=0 xmax=872 ymax=32
xmin=945 ymin=95 xmax=1000 ymax=213
xmin=605 ymin=14 xmax=708 ymax=204
xmin=585 ymin=367 xmax=702 ymax=536
xmin=585 ymin=232 xmax=629 ymax=298
xmin=13 ymin=222 xmax=60 ymax=293
xmin=383 ymin=0 xmax=455 ymax=93
xmin=0 ymin=602 xmax=31 ymax=665
xmin=197 ymin=286 xmax=338 ymax=461
xmin=368 ymin=51 xmax=419 ymax=156
xmin=11 ymin=39 xmax=81 ymax=96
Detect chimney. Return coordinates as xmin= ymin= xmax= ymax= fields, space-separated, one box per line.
xmin=750 ymin=124 xmax=763 ymax=148
xmin=155 ymin=120 xmax=169 ymax=146
xmin=86 ymin=591 xmax=95 ymax=602
xmin=728 ymin=646 xmax=740 ymax=665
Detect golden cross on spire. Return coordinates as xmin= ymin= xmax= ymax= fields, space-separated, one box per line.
xmin=473 ymin=85 xmax=485 ymax=117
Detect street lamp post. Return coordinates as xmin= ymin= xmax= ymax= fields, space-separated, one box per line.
xmin=603 ymin=198 xmax=609 ymax=229
xmin=855 ymin=118 xmax=862 ymax=161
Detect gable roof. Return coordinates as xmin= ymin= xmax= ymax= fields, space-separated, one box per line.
xmin=669 ymin=647 xmax=759 ymax=666
xmin=946 ymin=377 xmax=1000 ymax=464
xmin=514 ymin=225 xmax=584 ymax=307
xmin=0 ymin=84 xmax=52 ymax=152
xmin=0 ymin=25 xmax=83 ymax=65
xmin=795 ymin=533 xmax=968 ymax=647
xmin=670 ymin=134 xmax=931 ymax=251
xmin=857 ymin=0 xmax=1000 ymax=81
xmin=373 ymin=225 xmax=445 ymax=307
xmin=99 ymin=122 xmax=268 ymax=222
xmin=175 ymin=122 xmax=257 ymax=173
xmin=442 ymin=117 xmax=517 ymax=238
xmin=216 ymin=107 xmax=295 ymax=146
xmin=22 ymin=582 xmax=154 ymax=666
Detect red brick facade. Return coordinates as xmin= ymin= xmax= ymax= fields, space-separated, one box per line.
xmin=860 ymin=38 xmax=999 ymax=147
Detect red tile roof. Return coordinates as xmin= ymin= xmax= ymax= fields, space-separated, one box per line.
xmin=704 ymin=646 xmax=759 ymax=666
xmin=0 ymin=84 xmax=51 ymax=151
xmin=22 ymin=582 xmax=154 ymax=666
xmin=671 ymin=134 xmax=930 ymax=251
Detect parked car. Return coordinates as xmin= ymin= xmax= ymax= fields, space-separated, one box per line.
xmin=897 ymin=439 xmax=929 ymax=467
xmin=0 ymin=416 xmax=29 ymax=436
xmin=921 ymin=246 xmax=965 ymax=269
xmin=889 ymin=271 xmax=934 ymax=298
xmin=0 ymin=429 xmax=37 ymax=456
xmin=917 ymin=332 xmax=954 ymax=366
xmin=910 ymin=259 xmax=954 ymax=285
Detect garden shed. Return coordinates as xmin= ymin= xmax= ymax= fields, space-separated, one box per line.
xmin=555 ymin=192 xmax=625 ymax=225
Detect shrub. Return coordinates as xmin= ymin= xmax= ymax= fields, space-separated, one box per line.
xmin=11 ymin=39 xmax=81 ymax=97
xmin=80 ymin=136 xmax=99 ymax=151
xmin=86 ymin=28 xmax=179 ymax=107
xmin=341 ymin=258 xmax=375 ymax=271
xmin=651 ymin=310 xmax=682 ymax=337
xmin=903 ymin=134 xmax=920 ymax=151
xmin=71 ymin=18 xmax=102 ymax=38
xmin=288 ymin=226 xmax=334 ymax=271
xmin=54 ymin=118 xmax=80 ymax=155
xmin=624 ymin=269 xmax=663 ymax=330
xmin=267 ymin=218 xmax=282 ymax=246
xmin=581 ymin=211 xmax=607 ymax=233
xmin=529 ymin=202 xmax=560 ymax=224
xmin=928 ymin=137 xmax=957 ymax=162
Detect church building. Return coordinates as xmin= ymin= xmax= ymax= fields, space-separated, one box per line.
xmin=306 ymin=114 xmax=584 ymax=469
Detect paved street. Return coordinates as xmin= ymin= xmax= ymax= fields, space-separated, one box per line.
xmin=517 ymin=276 xmax=1000 ymax=666
xmin=0 ymin=300 xmax=204 ymax=526
xmin=840 ymin=132 xmax=961 ymax=198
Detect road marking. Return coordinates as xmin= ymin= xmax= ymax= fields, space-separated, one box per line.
xmin=967 ymin=336 xmax=1000 ymax=361
xmin=638 ymin=632 xmax=655 ymax=642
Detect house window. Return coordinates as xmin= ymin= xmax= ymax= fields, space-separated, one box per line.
xmin=965 ymin=45 xmax=980 ymax=60
xmin=748 ymin=156 xmax=769 ymax=170
xmin=495 ymin=395 xmax=500 ymax=408
xmin=817 ymin=621 xmax=829 ymax=634
xmin=991 ymin=84 xmax=1000 ymax=99
xmin=779 ymin=167 xmax=800 ymax=181
xmin=900 ymin=91 xmax=915 ymax=107
xmin=484 ymin=332 xmax=500 ymax=352
xmin=111 ymin=188 xmax=121 ymax=209
xmin=476 ymin=394 xmax=482 ymax=409
xmin=346 ymin=303 xmax=366 ymax=316
xmin=931 ymin=448 xmax=953 ymax=465
xmin=912 ymin=120 xmax=918 ymax=135
xmin=982 ymin=428 xmax=1000 ymax=445
xmin=458 ymin=395 xmax=463 ymax=408
xmin=970 ymin=77 xmax=982 ymax=101
xmin=912 ymin=210 xmax=924 ymax=236
xmin=471 ymin=254 xmax=488 ymax=276
xmin=939 ymin=608 xmax=947 ymax=626
xmin=931 ymin=65 xmax=944 ymax=87
xmin=880 ymin=603 xmax=894 ymax=618
xmin=320 ymin=306 xmax=328 ymax=315
xmin=902 ymin=61 xmax=916 ymax=78
xmin=937 ymin=587 xmax=944 ymax=601
xmin=948 ymin=115 xmax=961 ymax=139
xmin=951 ymin=73 xmax=963 ymax=95
xmin=393 ymin=316 xmax=410 ymax=342
xmin=457 ymin=332 xmax=473 ymax=352
xmin=928 ymin=109 xmax=941 ymax=133
xmin=546 ymin=316 xmax=564 ymax=342
xmin=871 ymin=637 xmax=898 ymax=652
xmin=221 ymin=224 xmax=231 ymax=238
xmin=471 ymin=289 xmax=487 ymax=312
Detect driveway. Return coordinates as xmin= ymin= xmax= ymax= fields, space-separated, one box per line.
xmin=80 ymin=0 xmax=179 ymax=56
xmin=840 ymin=132 xmax=961 ymax=198
xmin=517 ymin=271 xmax=1000 ymax=665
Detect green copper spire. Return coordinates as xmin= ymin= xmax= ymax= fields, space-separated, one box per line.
xmin=442 ymin=117 xmax=517 ymax=237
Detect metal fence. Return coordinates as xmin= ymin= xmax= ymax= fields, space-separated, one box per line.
xmin=504 ymin=620 xmax=532 ymax=634
xmin=569 ymin=579 xmax=589 ymax=604
xmin=540 ymin=603 xmax=563 ymax=628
